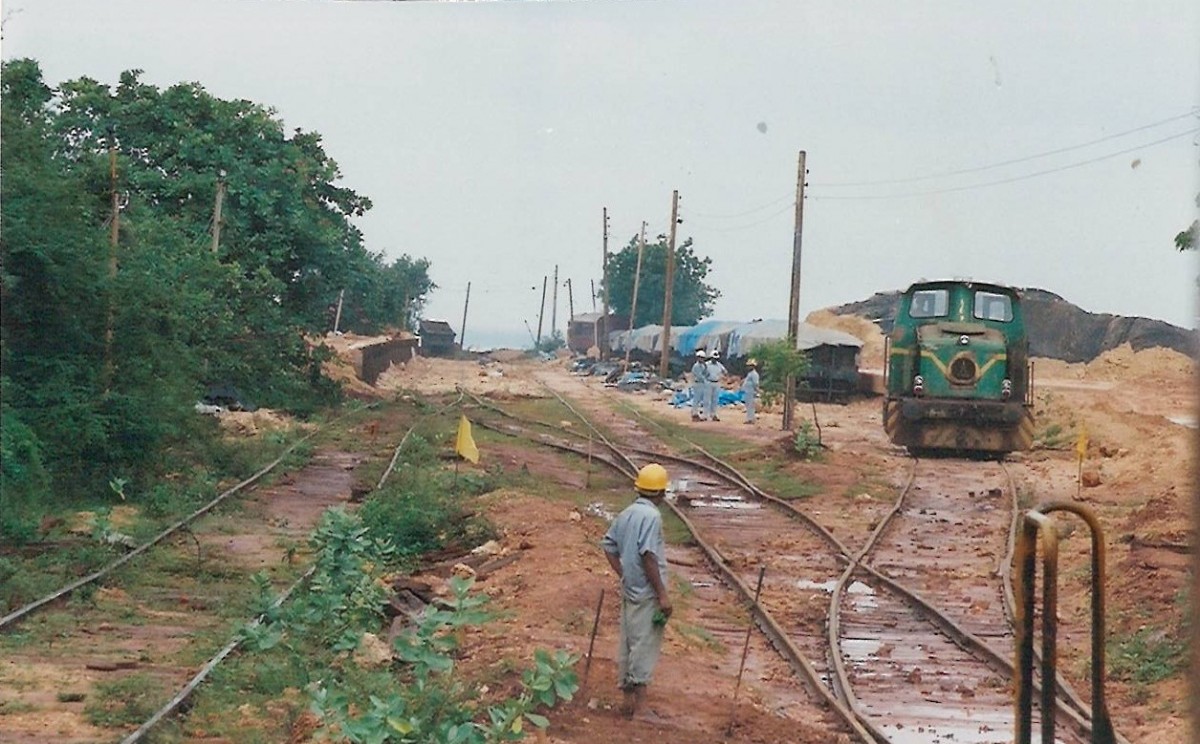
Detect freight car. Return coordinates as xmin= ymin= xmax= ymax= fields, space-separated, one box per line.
xmin=883 ymin=280 xmax=1034 ymax=454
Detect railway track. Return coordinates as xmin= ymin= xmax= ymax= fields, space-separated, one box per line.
xmin=0 ymin=399 xmax=458 ymax=743
xmin=464 ymin=383 xmax=1123 ymax=743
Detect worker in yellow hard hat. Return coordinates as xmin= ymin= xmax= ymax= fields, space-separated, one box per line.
xmin=601 ymin=462 xmax=673 ymax=719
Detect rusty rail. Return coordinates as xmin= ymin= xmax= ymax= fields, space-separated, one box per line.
xmin=1014 ymin=501 xmax=1116 ymax=744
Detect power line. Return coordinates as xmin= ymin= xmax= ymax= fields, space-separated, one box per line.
xmin=810 ymin=126 xmax=1200 ymax=201
xmin=687 ymin=200 xmax=797 ymax=232
xmin=684 ymin=192 xmax=795 ymax=220
xmin=814 ymin=109 xmax=1200 ymax=188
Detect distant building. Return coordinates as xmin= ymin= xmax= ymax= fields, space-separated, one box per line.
xmin=567 ymin=312 xmax=629 ymax=355
xmin=418 ymin=319 xmax=457 ymax=357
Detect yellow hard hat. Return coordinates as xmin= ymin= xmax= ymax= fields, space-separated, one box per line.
xmin=634 ymin=463 xmax=669 ymax=492
xmin=746 ymin=358 xmax=758 ymax=367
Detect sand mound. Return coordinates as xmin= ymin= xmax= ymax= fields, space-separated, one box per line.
xmin=806 ymin=309 xmax=886 ymax=368
xmin=1085 ymin=344 xmax=1195 ymax=381
xmin=219 ymin=409 xmax=297 ymax=437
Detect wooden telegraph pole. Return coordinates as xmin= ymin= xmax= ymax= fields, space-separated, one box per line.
xmin=565 ymin=278 xmax=575 ymax=326
xmin=536 ymin=275 xmax=548 ymax=349
xmin=624 ymin=221 xmax=647 ymax=371
xmin=601 ymin=208 xmax=610 ymax=358
xmin=103 ymin=143 xmax=120 ymax=392
xmin=332 ymin=289 xmax=345 ymax=334
xmin=550 ymin=264 xmax=559 ymax=343
xmin=460 ymin=281 xmax=471 ymax=351
xmin=210 ymin=171 xmax=226 ymax=254
xmin=783 ymin=151 xmax=807 ymax=431
xmin=658 ymin=190 xmax=679 ymax=378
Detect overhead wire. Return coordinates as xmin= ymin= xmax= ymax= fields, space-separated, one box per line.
xmin=679 ymin=111 xmax=1198 ymax=222
xmin=813 ymin=108 xmax=1200 ymax=188
xmin=809 ymin=126 xmax=1200 ymax=201
xmin=683 ymin=200 xmax=797 ymax=232
xmin=684 ymin=192 xmax=795 ymax=220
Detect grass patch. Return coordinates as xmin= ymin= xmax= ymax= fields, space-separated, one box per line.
xmin=732 ymin=460 xmax=823 ymax=501
xmin=670 ymin=621 xmax=724 ymax=653
xmin=1109 ymin=626 xmax=1186 ymax=686
xmin=85 ymin=673 xmax=165 ymax=728
xmin=0 ymin=699 xmax=36 ymax=715
xmin=662 ymin=509 xmax=695 ymax=546
xmin=1035 ymin=422 xmax=1071 ymax=449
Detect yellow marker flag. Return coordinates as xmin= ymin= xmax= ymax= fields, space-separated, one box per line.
xmin=1075 ymin=428 xmax=1088 ymax=463
xmin=456 ymin=415 xmax=479 ymax=464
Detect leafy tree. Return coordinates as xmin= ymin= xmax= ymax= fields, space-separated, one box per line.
xmin=1176 ymin=195 xmax=1197 ymax=251
xmin=603 ymin=235 xmax=719 ymax=326
xmin=0 ymin=60 xmax=436 ymax=521
xmin=1 ymin=58 xmax=109 ymax=507
xmin=748 ymin=338 xmax=810 ymax=408
xmin=337 ymin=254 xmax=437 ymax=335
xmin=533 ymin=330 xmax=565 ymax=354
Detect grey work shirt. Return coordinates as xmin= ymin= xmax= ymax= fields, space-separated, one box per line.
xmin=741 ymin=368 xmax=760 ymax=395
xmin=601 ymin=497 xmax=668 ymax=603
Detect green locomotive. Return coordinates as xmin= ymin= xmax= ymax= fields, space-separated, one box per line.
xmin=883 ymin=280 xmax=1034 ymax=454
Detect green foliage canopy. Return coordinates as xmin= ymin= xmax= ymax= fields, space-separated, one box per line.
xmin=0 ymin=59 xmax=435 ymax=522
xmin=602 ymin=235 xmax=719 ymax=326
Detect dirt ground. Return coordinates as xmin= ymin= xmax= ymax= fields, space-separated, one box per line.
xmin=373 ymin=340 xmax=1195 ymax=743
xmin=6 ymin=335 xmax=1186 ymax=743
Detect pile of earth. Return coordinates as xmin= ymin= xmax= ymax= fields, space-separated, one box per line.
xmin=829 ymin=286 xmax=1197 ymax=363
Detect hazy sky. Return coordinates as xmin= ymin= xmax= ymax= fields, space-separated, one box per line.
xmin=6 ymin=0 xmax=1199 ymax=347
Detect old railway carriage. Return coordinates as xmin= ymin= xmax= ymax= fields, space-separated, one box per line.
xmin=884 ymin=280 xmax=1034 ymax=454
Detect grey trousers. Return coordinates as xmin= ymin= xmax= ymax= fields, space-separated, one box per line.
xmin=617 ymin=596 xmax=664 ymax=688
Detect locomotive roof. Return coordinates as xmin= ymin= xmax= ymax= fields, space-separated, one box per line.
xmin=902 ymin=279 xmax=1020 ymax=297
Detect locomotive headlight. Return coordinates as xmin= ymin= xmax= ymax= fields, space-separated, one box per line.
xmin=959 ymin=335 xmax=970 ymax=345
xmin=1002 ymin=379 xmax=1012 ymax=400
xmin=913 ymin=375 xmax=925 ymax=396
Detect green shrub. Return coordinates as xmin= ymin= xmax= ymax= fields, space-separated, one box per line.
xmin=793 ymin=421 xmax=822 ymax=460
xmin=747 ymin=339 xmax=810 ymax=408
xmin=360 ymin=470 xmax=495 ymax=557
xmin=311 ymin=577 xmax=579 ymax=743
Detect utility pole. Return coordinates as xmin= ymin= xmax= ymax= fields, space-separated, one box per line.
xmin=332 ymin=289 xmax=345 ymax=334
xmin=536 ymin=275 xmax=548 ymax=349
xmin=658 ymin=190 xmax=679 ymax=378
xmin=601 ymin=208 xmax=610 ymax=359
xmin=565 ymin=278 xmax=575 ymax=325
xmin=104 ymin=142 xmax=120 ymax=392
xmin=550 ymin=264 xmax=559 ymax=343
xmin=460 ymin=281 xmax=471 ymax=351
xmin=210 ymin=171 xmax=226 ymax=254
xmin=783 ymin=151 xmax=807 ymax=431
xmin=625 ymin=221 xmax=646 ymax=371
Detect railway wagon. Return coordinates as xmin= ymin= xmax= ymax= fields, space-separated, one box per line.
xmin=883 ymin=280 xmax=1034 ymax=454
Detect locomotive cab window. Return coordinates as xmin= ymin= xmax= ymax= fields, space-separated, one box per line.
xmin=974 ymin=292 xmax=1012 ymax=322
xmin=909 ymin=289 xmax=948 ymax=318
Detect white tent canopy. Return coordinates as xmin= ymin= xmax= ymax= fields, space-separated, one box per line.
xmin=627 ymin=324 xmax=664 ymax=353
xmin=726 ymin=319 xmax=863 ymax=358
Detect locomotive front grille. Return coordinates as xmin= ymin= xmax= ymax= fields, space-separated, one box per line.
xmin=949 ymin=356 xmax=977 ymax=383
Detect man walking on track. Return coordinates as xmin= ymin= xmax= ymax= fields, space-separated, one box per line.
xmin=601 ymin=463 xmax=673 ymax=720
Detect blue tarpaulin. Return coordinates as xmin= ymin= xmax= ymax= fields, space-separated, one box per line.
xmin=670 ymin=388 xmax=745 ymax=408
xmin=674 ymin=320 xmax=741 ymax=357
